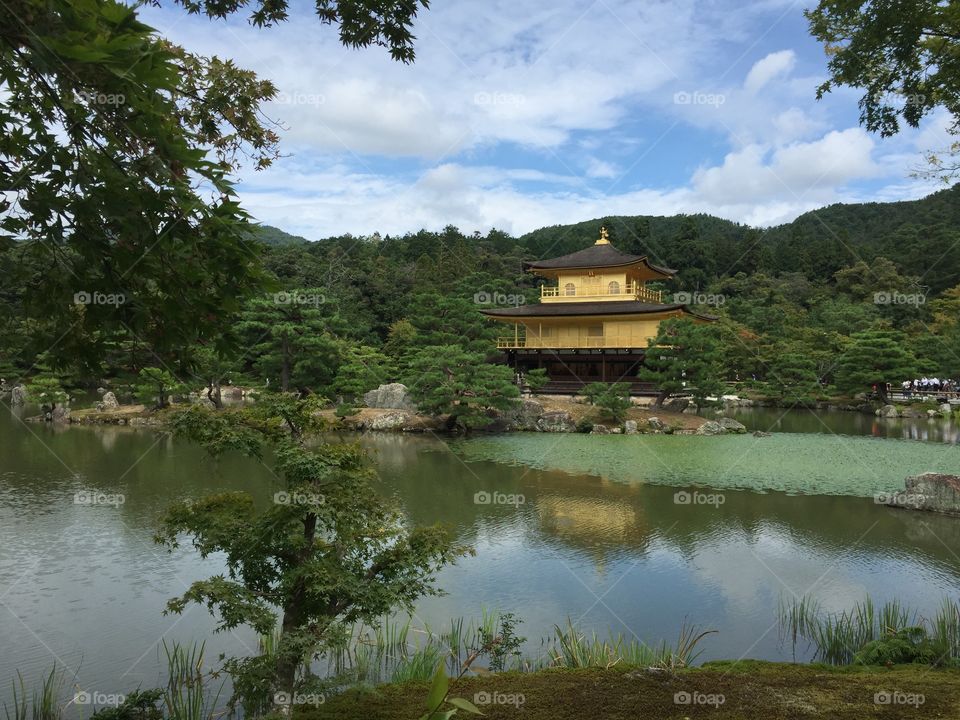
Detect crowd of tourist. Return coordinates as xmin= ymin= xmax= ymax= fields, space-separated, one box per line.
xmin=900 ymin=377 xmax=958 ymax=398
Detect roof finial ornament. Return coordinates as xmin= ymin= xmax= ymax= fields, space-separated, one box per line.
xmin=597 ymin=226 xmax=610 ymax=245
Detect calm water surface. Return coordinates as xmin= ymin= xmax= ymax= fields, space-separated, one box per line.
xmin=1 ymin=405 xmax=959 ymax=706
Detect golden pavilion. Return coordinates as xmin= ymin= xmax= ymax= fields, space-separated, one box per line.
xmin=481 ymin=227 xmax=711 ymax=392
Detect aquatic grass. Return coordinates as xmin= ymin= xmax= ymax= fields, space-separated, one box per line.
xmin=779 ymin=595 xmax=960 ymax=666
xmin=389 ymin=646 xmax=444 ymax=683
xmin=4 ymin=668 xmax=63 ymax=720
xmin=546 ymin=619 xmax=714 ymax=670
xmin=162 ymin=641 xmax=224 ymax=720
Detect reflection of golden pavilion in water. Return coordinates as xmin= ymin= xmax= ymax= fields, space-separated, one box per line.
xmin=535 ymin=476 xmax=650 ymax=571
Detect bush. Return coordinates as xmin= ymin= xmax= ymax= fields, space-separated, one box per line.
xmin=583 ymin=382 xmax=632 ymax=423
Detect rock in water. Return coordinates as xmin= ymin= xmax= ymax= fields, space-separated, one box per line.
xmin=369 ymin=411 xmax=412 ymax=431
xmin=507 ymin=399 xmax=544 ymax=431
xmin=101 ymin=391 xmax=120 ymax=411
xmin=363 ymin=383 xmax=416 ymax=411
xmin=536 ymin=411 xmax=575 ymax=433
xmin=51 ymin=405 xmax=71 ymax=423
xmin=885 ymin=473 xmax=960 ymax=516
xmin=881 ymin=404 xmax=898 ymax=418
xmin=718 ymin=417 xmax=747 ymax=434
xmin=10 ymin=385 xmax=27 ymax=406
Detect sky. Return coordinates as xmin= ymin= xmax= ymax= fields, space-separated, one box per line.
xmin=141 ymin=0 xmax=955 ymax=240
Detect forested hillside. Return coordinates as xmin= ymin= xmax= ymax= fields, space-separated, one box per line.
xmin=3 ymin=186 xmax=959 ymax=406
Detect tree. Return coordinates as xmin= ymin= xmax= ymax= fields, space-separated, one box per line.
xmin=834 ymin=330 xmax=918 ymax=403
xmin=136 ymin=368 xmax=185 ymax=409
xmin=765 ymin=351 xmax=822 ymax=406
xmin=237 ymin=292 xmax=345 ymax=394
xmin=807 ymin=1 xmax=960 ymax=180
xmin=332 ymin=344 xmax=393 ymax=402
xmin=405 ymin=347 xmax=519 ymax=429
xmin=583 ymin=382 xmax=632 ymax=423
xmin=190 ymin=346 xmax=238 ymax=409
xmin=0 ymin=0 xmax=431 ymax=366
xmin=156 ymin=394 xmax=464 ymax=711
xmin=640 ymin=318 xmax=725 ymax=408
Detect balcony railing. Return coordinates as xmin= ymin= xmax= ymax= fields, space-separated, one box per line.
xmin=497 ymin=335 xmax=655 ymax=350
xmin=541 ymin=283 xmax=663 ymax=303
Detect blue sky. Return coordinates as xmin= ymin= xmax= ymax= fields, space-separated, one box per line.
xmin=142 ymin=0 xmax=953 ymax=239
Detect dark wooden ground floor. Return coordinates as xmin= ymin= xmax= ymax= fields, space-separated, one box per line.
xmin=502 ymin=349 xmax=660 ymax=395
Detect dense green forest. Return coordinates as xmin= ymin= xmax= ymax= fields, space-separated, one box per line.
xmin=4 ymin=185 xmax=960 ymax=410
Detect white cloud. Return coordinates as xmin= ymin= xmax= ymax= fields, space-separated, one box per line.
xmin=138 ymin=0 xmax=946 ymax=239
xmin=744 ymin=50 xmax=796 ymax=94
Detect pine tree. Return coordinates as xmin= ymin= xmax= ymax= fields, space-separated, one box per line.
xmin=640 ymin=318 xmax=725 ymax=408
xmin=835 ymin=330 xmax=918 ymax=403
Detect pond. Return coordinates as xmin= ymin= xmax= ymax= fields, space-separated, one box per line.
xmin=1 ymin=404 xmax=959 ymax=707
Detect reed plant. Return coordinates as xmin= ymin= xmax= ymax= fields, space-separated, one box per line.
xmin=161 ymin=641 xmax=224 ymax=720
xmin=545 ymin=619 xmax=714 ymax=670
xmin=779 ymin=595 xmax=960 ymax=666
xmin=4 ymin=668 xmax=63 ymax=720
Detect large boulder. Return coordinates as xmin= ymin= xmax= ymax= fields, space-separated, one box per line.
xmin=10 ymin=385 xmax=27 ymax=406
xmin=695 ymin=420 xmax=724 ymax=436
xmin=506 ymin=399 xmax=544 ymax=431
xmin=363 ymin=383 xmax=416 ymax=411
xmin=718 ymin=417 xmax=747 ymax=434
xmin=624 ymin=420 xmax=638 ymax=434
xmin=536 ymin=411 xmax=575 ymax=433
xmin=369 ymin=410 xmax=413 ymax=431
xmin=662 ymin=397 xmax=689 ymax=413
xmin=51 ymin=405 xmax=71 ymax=423
xmin=939 ymin=403 xmax=952 ymax=415
xmin=101 ymin=391 xmax=120 ymax=411
xmin=884 ymin=473 xmax=960 ymax=516
xmin=590 ymin=423 xmax=610 ymax=434
xmin=878 ymin=404 xmax=898 ymax=418
xmin=647 ymin=416 xmax=665 ymax=431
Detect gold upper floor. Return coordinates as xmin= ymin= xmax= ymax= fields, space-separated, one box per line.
xmin=540 ymin=276 xmax=663 ymax=303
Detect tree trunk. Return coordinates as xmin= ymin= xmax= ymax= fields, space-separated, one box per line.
xmin=274 ymin=512 xmax=317 ymax=700
xmin=281 ymin=338 xmax=291 ymax=392
xmin=207 ymin=380 xmax=223 ymax=409
xmin=654 ymin=389 xmax=670 ymax=409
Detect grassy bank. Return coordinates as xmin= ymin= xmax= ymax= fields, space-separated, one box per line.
xmin=300 ymin=661 xmax=960 ymax=719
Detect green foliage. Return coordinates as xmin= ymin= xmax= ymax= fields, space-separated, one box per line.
xmin=237 ymin=291 xmax=346 ymax=393
xmin=806 ymin=1 xmax=959 ymax=139
xmin=333 ymin=344 xmax=393 ymax=401
xmin=135 ymin=368 xmax=186 ymax=410
xmin=405 ymin=346 xmax=519 ymax=429
xmin=834 ymin=330 xmax=918 ymax=402
xmin=25 ymin=376 xmax=68 ymax=417
xmin=523 ymin=368 xmax=548 ymax=392
xmin=89 ymin=691 xmax=163 ymax=720
xmin=582 ymin=382 xmax=632 ymax=423
xmin=641 ymin=319 xmax=724 ymax=408
xmin=854 ymin=627 xmax=945 ymax=667
xmin=156 ymin=392 xmax=467 ymax=709
xmin=779 ymin=595 xmax=960 ymax=667
xmin=478 ymin=612 xmax=526 ymax=673
xmin=765 ymin=351 xmax=822 ymax=405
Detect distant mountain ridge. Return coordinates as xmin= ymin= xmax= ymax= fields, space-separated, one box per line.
xmin=254 ymin=184 xmax=960 ymax=292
